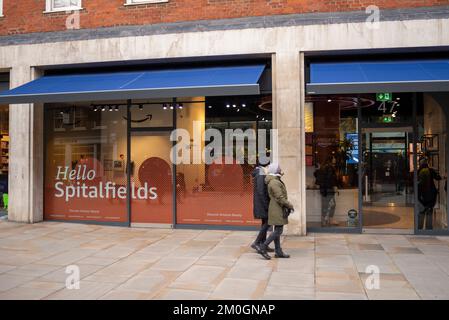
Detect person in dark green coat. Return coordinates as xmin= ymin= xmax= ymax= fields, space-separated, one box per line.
xmin=256 ymin=163 xmax=294 ymax=260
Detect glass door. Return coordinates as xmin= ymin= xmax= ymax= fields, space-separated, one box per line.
xmin=361 ymin=127 xmax=415 ymax=230
xmin=129 ymin=131 xmax=174 ymax=226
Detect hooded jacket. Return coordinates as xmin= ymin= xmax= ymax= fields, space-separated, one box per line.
xmin=265 ymin=174 xmax=294 ymax=226
xmin=252 ymin=166 xmax=269 ymax=219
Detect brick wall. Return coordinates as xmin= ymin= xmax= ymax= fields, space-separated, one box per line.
xmin=0 ymin=0 xmax=448 ymax=36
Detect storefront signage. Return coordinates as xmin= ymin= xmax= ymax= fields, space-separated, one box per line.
xmin=53 ymin=165 xmax=158 ymax=202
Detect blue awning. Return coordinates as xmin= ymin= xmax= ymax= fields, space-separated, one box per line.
xmin=0 ymin=65 xmax=266 ymax=104
xmin=307 ymin=59 xmax=449 ymax=94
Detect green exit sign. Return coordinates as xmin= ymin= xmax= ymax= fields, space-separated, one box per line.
xmin=381 ymin=116 xmax=394 ymax=123
xmin=376 ymin=93 xmax=393 ymax=102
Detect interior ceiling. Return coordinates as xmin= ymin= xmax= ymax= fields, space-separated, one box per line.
xmin=205 ymin=94 xmax=272 ymax=120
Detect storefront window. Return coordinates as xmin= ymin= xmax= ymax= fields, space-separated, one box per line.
xmin=417 ymin=94 xmax=448 ymax=231
xmin=175 ymin=95 xmax=272 ymax=226
xmin=44 ymin=103 xmax=128 ymax=223
xmin=43 ymin=94 xmax=273 ymax=227
xmin=305 ymin=98 xmax=360 ymax=229
xmin=130 ymin=130 xmax=173 ymax=225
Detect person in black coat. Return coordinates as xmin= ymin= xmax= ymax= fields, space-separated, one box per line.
xmin=418 ymin=158 xmax=442 ymax=230
xmin=251 ymin=164 xmax=274 ymax=252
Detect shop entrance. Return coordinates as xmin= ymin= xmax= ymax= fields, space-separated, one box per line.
xmin=361 ymin=127 xmax=415 ymax=230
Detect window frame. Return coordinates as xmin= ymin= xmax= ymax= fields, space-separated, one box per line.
xmin=124 ymin=0 xmax=168 ymax=6
xmin=45 ymin=0 xmax=83 ymax=13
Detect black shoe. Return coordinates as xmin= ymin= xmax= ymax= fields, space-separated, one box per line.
xmin=252 ymin=242 xmax=274 ymax=253
xmin=275 ymin=251 xmax=290 ymax=258
xmin=255 ymin=244 xmax=271 ymax=260
xmin=260 ymin=252 xmax=271 ymax=260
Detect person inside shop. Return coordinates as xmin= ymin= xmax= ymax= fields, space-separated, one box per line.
xmin=256 ymin=163 xmax=294 ymax=260
xmin=418 ymin=157 xmax=442 ymax=230
xmin=394 ymin=153 xmax=406 ymax=195
xmin=176 ymin=172 xmax=186 ymax=203
xmin=314 ymin=156 xmax=339 ymax=227
xmin=250 ymin=160 xmax=274 ymax=253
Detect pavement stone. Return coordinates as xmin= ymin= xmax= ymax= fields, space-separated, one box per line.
xmin=0 ymin=220 xmax=449 ymax=300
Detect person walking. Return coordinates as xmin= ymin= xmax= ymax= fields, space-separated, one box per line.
xmin=256 ymin=163 xmax=294 ymax=260
xmin=418 ymin=158 xmax=442 ymax=230
xmin=314 ymin=157 xmax=338 ymax=227
xmin=251 ymin=163 xmax=274 ymax=252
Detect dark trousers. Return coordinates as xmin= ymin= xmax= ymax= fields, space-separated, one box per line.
xmin=254 ymin=218 xmax=270 ymax=244
xmin=263 ymin=225 xmax=284 ymax=254
xmin=418 ymin=206 xmax=434 ymax=230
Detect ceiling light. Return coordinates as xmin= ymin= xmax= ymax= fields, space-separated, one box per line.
xmin=101 ymin=106 xmax=106 ymax=112
xmin=208 ymin=106 xmax=212 ymax=109
xmin=163 ymin=104 xmax=168 ymax=110
xmin=115 ymin=106 xmax=119 ymax=111
xmin=242 ymin=104 xmax=246 ymax=108
xmin=109 ymin=106 xmax=113 ymax=112
xmin=237 ymin=109 xmax=240 ymax=112
xmin=226 ymin=104 xmax=230 ymax=108
xmin=93 ymin=106 xmax=98 ymax=112
xmin=232 ymin=104 xmax=236 ymax=108
xmin=328 ymin=99 xmax=332 ymax=103
xmin=139 ymin=104 xmax=143 ymax=110
xmin=170 ymin=105 xmax=174 ymax=110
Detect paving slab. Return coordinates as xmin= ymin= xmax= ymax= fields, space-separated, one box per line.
xmin=170 ymin=265 xmax=227 ymax=292
xmin=2 ymin=220 xmax=449 ymax=300
xmin=210 ymin=278 xmax=263 ymax=300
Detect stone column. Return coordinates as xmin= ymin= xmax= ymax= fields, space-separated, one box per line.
xmin=272 ymin=51 xmax=306 ymax=236
xmin=8 ymin=66 xmax=44 ymax=223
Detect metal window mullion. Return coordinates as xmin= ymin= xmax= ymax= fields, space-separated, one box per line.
xmin=172 ymin=97 xmax=177 ymax=228
xmin=126 ymin=99 xmax=132 ymax=226
xmin=357 ymin=96 xmax=363 ymax=233
xmin=413 ymin=93 xmax=419 ymax=233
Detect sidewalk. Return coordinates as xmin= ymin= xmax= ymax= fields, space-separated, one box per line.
xmin=1 ymin=220 xmax=449 ymax=300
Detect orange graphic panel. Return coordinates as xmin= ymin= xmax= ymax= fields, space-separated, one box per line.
xmin=176 ymin=156 xmax=258 ymax=226
xmin=44 ymin=159 xmax=127 ymax=223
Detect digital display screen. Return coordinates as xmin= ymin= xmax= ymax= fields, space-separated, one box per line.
xmin=346 ymin=133 xmax=359 ymax=164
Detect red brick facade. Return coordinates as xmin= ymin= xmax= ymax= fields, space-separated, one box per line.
xmin=0 ymin=0 xmax=448 ymax=36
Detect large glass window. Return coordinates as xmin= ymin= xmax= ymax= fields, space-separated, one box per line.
xmin=130 ymin=130 xmax=173 ymax=225
xmin=175 ymin=95 xmax=272 ymax=226
xmin=305 ymin=97 xmax=360 ymax=229
xmin=417 ymin=94 xmax=448 ymax=231
xmin=43 ymin=94 xmax=273 ymax=228
xmin=44 ymin=102 xmax=128 ymax=223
